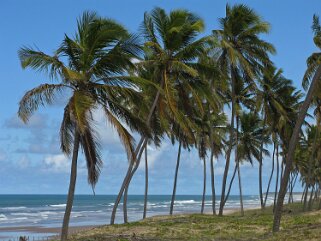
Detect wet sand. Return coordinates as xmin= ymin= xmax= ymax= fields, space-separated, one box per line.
xmin=0 ymin=225 xmax=96 ymax=240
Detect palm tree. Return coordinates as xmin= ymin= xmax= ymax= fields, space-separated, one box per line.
xmin=208 ymin=112 xmax=227 ymax=214
xmin=18 ymin=12 xmax=148 ymax=240
xmin=111 ymin=7 xmax=216 ymax=224
xmin=273 ymin=15 xmax=321 ymax=232
xmin=212 ymin=4 xmax=275 ymax=215
xmin=256 ymin=67 xmax=294 ymax=208
xmin=237 ymin=112 xmax=269 ymax=216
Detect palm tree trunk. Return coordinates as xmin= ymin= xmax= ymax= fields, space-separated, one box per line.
xmin=122 ymin=77 xmax=166 ymax=223
xmin=61 ymin=131 xmax=80 ymax=241
xmin=170 ymin=141 xmax=182 ymax=215
xmin=110 ymin=137 xmax=145 ymax=225
xmin=223 ymin=164 xmax=237 ymax=205
xmin=280 ymin=160 xmax=284 ymax=186
xmin=264 ymin=141 xmax=276 ymax=207
xmin=259 ymin=114 xmax=267 ymax=209
xmin=210 ymin=148 xmax=216 ymax=215
xmin=303 ymin=186 xmax=309 ymax=210
xmin=111 ymin=80 xmax=164 ymax=225
xmin=201 ymin=157 xmax=206 ymax=214
xmin=219 ymin=68 xmax=236 ymax=216
xmin=272 ymin=64 xmax=321 ymax=232
xmin=308 ymin=185 xmax=315 ymax=210
xmin=301 ymin=184 xmax=308 ymax=203
xmin=123 ymin=141 xmax=147 ymax=223
xmin=237 ymin=161 xmax=244 ymax=216
xmin=143 ymin=147 xmax=148 ymax=219
xmin=273 ymin=144 xmax=279 ymax=213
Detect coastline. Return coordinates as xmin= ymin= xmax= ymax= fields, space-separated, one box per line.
xmin=0 ymin=206 xmax=261 ymax=239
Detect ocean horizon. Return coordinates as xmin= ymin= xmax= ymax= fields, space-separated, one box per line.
xmin=0 ymin=194 xmax=301 ymax=240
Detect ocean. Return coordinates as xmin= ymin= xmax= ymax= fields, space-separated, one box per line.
xmin=0 ymin=194 xmax=300 ymax=240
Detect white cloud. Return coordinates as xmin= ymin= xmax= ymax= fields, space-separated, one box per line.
xmin=44 ymin=154 xmax=70 ymax=173
xmin=138 ymin=143 xmax=169 ymax=170
xmin=4 ymin=114 xmax=48 ymax=129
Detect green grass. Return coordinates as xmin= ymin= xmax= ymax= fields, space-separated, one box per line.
xmin=66 ymin=203 xmax=321 ymax=241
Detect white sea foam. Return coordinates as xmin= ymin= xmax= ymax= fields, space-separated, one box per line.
xmin=11 ymin=212 xmax=39 ymax=217
xmin=175 ymin=200 xmax=198 ymax=204
xmin=0 ymin=214 xmax=7 ymax=220
xmin=1 ymin=206 xmax=27 ymax=211
xmin=49 ymin=204 xmax=66 ymax=208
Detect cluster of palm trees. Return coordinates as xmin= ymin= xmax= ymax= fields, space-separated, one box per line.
xmin=17 ymin=4 xmax=321 ymax=240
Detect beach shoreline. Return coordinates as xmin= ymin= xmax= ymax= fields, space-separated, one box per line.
xmin=0 ymin=206 xmax=262 ymax=240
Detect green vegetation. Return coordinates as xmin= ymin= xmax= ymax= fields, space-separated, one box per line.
xmin=65 ymin=204 xmax=321 ymax=241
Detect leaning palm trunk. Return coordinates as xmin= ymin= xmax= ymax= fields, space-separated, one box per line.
xmin=61 ymin=131 xmax=80 ymax=241
xmin=123 ymin=142 xmax=147 ymax=223
xmin=143 ymin=147 xmax=148 ymax=219
xmin=303 ymin=186 xmax=310 ymax=210
xmin=201 ymin=158 xmax=206 ymax=214
xmin=237 ymin=161 xmax=244 ymax=216
xmin=111 ymin=83 xmax=163 ymax=225
xmin=223 ymin=164 xmax=237 ymax=206
xmin=122 ymin=79 xmax=166 ymax=223
xmin=219 ymin=69 xmax=236 ymax=216
xmin=259 ymin=115 xmax=267 ymax=209
xmin=264 ymin=141 xmax=276 ymax=207
xmin=170 ymin=141 xmax=182 ymax=215
xmin=110 ymin=137 xmax=146 ymax=224
xmin=210 ymin=148 xmax=216 ymax=215
xmin=273 ymin=64 xmax=321 ymax=232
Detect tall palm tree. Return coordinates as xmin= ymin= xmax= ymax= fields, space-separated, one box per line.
xmin=256 ymin=67 xmax=293 ymax=208
xmin=18 ymin=12 xmax=148 ymax=240
xmin=111 ymin=7 xmax=216 ymax=224
xmin=273 ymin=15 xmax=321 ymax=232
xmin=212 ymin=4 xmax=275 ymax=215
xmin=237 ymin=112 xmax=269 ymax=215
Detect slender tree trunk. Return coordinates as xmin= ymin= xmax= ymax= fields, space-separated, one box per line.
xmin=264 ymin=141 xmax=276 ymax=207
xmin=289 ymin=174 xmax=297 ymax=203
xmin=308 ymin=186 xmax=315 ymax=210
xmin=123 ymin=141 xmax=147 ymax=223
xmin=110 ymin=137 xmax=145 ymax=225
xmin=61 ymin=131 xmax=80 ymax=241
xmin=273 ymin=144 xmax=279 ymax=212
xmin=237 ymin=161 xmax=244 ymax=216
xmin=122 ymin=75 xmax=167 ymax=223
xmin=170 ymin=141 xmax=182 ymax=215
xmin=303 ymin=186 xmax=309 ymax=210
xmin=223 ymin=164 xmax=237 ymax=205
xmin=143 ymin=147 xmax=148 ymax=219
xmin=259 ymin=115 xmax=267 ymax=209
xmin=272 ymin=64 xmax=321 ymax=232
xmin=111 ymin=79 xmax=164 ymax=224
xmin=201 ymin=157 xmax=206 ymax=214
xmin=210 ymin=149 xmax=216 ymax=215
xmin=301 ymin=184 xmax=308 ymax=204
xmin=219 ymin=68 xmax=236 ymax=216
xmin=280 ymin=160 xmax=284 ymax=186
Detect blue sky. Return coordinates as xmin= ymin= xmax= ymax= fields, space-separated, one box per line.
xmin=0 ymin=0 xmax=319 ymax=195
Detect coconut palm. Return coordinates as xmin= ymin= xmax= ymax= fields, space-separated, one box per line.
xmin=273 ymin=15 xmax=321 ymax=232
xmin=212 ymin=4 xmax=275 ymax=215
xmin=256 ymin=67 xmax=295 ymax=208
xmin=111 ymin=7 xmax=217 ymax=224
xmin=18 ymin=12 xmax=148 ymax=240
xmin=237 ymin=112 xmax=269 ymax=215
